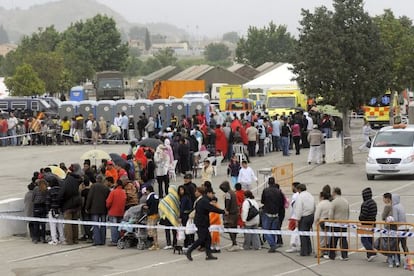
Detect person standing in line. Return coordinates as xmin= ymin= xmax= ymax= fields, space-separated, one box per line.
xmin=158 ymin=185 xmax=179 ymax=250
xmin=291 ymin=120 xmax=302 ymax=155
xmin=286 ymin=182 xmax=301 ymax=253
xmin=241 ymin=190 xmax=261 ymax=250
xmin=46 ymin=178 xmax=65 ymax=245
xmin=237 ymin=160 xmax=258 ymax=191
xmin=261 ymin=177 xmax=285 ymax=253
xmin=186 ymin=186 xmax=226 ymax=261
xmin=7 ymin=111 xmax=18 ymax=146
xmin=85 ymin=174 xmax=110 ymax=246
xmin=246 ymin=123 xmax=258 ymax=157
xmin=219 ymin=181 xmax=242 ymax=252
xmin=106 ymin=179 xmax=126 ymax=246
xmin=359 ymin=187 xmax=377 ymax=262
xmin=391 ymin=194 xmax=408 ymax=266
xmin=271 ymin=115 xmax=281 ymax=152
xmin=145 ymin=185 xmax=160 ymax=250
xmin=24 ymin=181 xmax=35 ymax=241
xmin=145 ymin=117 xmax=155 ymax=138
xmin=32 ymin=179 xmax=48 ymax=243
xmin=293 ymin=183 xmax=315 ymax=256
xmin=314 ymin=191 xmax=331 ymax=258
xmin=120 ymin=112 xmax=129 ymax=141
xmin=154 ymin=144 xmax=170 ymax=198
xmin=328 ymin=187 xmax=349 ymax=260
xmin=280 ymin=119 xmax=291 ymax=156
xmin=59 ymin=163 xmax=83 ymax=245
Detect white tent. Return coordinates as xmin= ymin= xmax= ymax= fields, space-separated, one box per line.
xmin=243 ymin=63 xmax=298 ymax=91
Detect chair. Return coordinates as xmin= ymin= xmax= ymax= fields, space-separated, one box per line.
xmin=233 ymin=144 xmax=245 ymax=163
xmin=169 ymin=160 xmax=178 ymax=182
xmin=199 ymin=150 xmax=210 ymax=162
xmin=212 ymin=155 xmax=223 ymax=176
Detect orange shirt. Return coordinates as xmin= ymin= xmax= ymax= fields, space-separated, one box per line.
xmin=105 ymin=167 xmax=119 ymax=183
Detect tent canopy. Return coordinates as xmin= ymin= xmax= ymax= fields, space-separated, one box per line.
xmin=243 ymin=63 xmax=298 ymax=91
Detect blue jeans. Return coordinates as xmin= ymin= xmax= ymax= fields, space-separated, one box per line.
xmin=281 ymin=136 xmax=290 ymax=156
xmin=0 ymin=132 xmax=6 ymax=146
xmin=262 ymin=213 xmax=279 ymax=248
xmin=272 ymin=135 xmax=281 ymax=151
xmin=361 ymin=236 xmax=376 ymax=258
xmin=91 ymin=214 xmax=107 ymax=245
xmin=108 ymin=216 xmax=123 ymax=244
xmin=8 ymin=129 xmax=17 ymax=146
xmin=231 ymin=176 xmax=238 ymax=187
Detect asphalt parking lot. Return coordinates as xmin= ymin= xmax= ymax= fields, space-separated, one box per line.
xmin=1 ymin=118 xmax=414 ymax=276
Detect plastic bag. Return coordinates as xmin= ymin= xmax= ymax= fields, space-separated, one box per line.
xmin=177 ymin=227 xmax=185 ymax=241
xmin=73 ymin=132 xmax=80 ymax=142
xmin=185 ymin=219 xmax=197 ymax=235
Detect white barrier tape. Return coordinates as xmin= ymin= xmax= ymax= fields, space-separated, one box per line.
xmin=61 ymin=132 xmax=132 ymax=144
xmin=0 ymin=131 xmax=42 ymax=140
xmin=1 ymin=214 xmax=413 ymax=238
xmin=324 ymin=222 xmax=414 ymax=237
xmin=349 ymin=209 xmax=414 ymax=217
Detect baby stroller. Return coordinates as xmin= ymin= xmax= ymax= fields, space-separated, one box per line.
xmin=117 ymin=204 xmax=149 ymax=250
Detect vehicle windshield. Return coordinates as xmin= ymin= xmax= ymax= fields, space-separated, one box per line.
xmin=373 ymin=131 xmax=414 ymax=147
xmin=98 ymin=79 xmax=123 ymax=89
xmin=267 ymin=97 xmax=295 ymax=108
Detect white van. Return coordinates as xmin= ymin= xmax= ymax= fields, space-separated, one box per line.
xmin=365 ymin=125 xmax=414 ymax=180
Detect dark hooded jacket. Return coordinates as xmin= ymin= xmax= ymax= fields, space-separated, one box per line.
xmin=59 ymin=172 xmax=82 ymax=211
xmin=359 ymin=187 xmax=377 ymax=223
xmin=219 ymin=182 xmax=238 ymax=214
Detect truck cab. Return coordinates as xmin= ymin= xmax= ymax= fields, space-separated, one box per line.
xmin=265 ymin=88 xmax=307 ymax=117
xmin=225 ymin=98 xmax=254 ymax=117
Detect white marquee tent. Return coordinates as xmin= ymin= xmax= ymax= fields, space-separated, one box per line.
xmin=0 ymin=77 xmax=9 ymax=99
xmin=243 ymin=63 xmax=298 ymax=91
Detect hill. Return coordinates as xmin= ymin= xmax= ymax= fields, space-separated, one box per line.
xmin=0 ymin=0 xmax=187 ymax=43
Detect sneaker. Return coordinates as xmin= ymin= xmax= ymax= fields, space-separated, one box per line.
xmin=268 ymin=247 xmax=276 ymax=253
xmin=206 ymin=255 xmax=218 ymax=260
xmin=227 ymin=246 xmax=237 ymax=252
xmin=48 ymin=241 xmax=58 ymax=245
xmin=323 ymin=255 xmax=330 ymax=260
xmin=367 ymin=255 xmax=377 ymax=262
xmin=388 ymin=264 xmax=393 ymax=268
xmin=163 ymin=245 xmax=173 ymax=250
xmin=285 ymin=248 xmax=299 ymax=253
xmin=149 ymin=245 xmax=160 ymax=251
xmin=395 ymin=262 xmax=400 ymax=267
xmin=339 ymin=257 xmax=349 ymax=261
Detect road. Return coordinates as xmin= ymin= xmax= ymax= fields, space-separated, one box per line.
xmin=0 ymin=118 xmax=413 ymax=276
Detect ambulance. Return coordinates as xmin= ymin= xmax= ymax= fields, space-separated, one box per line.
xmin=365 ymin=124 xmax=414 ymax=180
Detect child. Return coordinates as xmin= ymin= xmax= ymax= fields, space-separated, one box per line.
xmin=209 ymin=196 xmax=222 ymax=253
xmin=227 ymin=155 xmax=241 ymax=187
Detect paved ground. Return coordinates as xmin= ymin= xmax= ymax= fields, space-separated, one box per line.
xmin=1 ymin=118 xmax=414 ymax=275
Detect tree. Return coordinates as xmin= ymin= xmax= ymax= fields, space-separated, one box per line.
xmin=141 ymin=57 xmax=162 ymax=75
xmin=5 ymin=63 xmax=45 ymax=96
xmin=204 ymin=43 xmax=231 ymax=62
xmin=0 ymin=25 xmax=9 ymax=44
xmin=235 ymin=22 xmax=296 ymax=67
xmin=125 ymin=56 xmax=143 ymax=77
xmin=222 ymin=31 xmax=239 ymax=43
xmin=59 ymin=14 xmax=129 ymax=81
xmin=292 ymin=0 xmax=390 ymax=163
xmin=373 ymin=10 xmax=414 ymax=91
xmin=154 ymin=48 xmax=177 ymax=67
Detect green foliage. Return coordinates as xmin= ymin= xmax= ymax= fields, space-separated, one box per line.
xmin=236 ymin=22 xmax=297 ymax=67
xmin=204 ymin=43 xmax=231 ymax=62
xmin=125 ymin=56 xmax=143 ymax=77
xmin=373 ymin=10 xmax=414 ymax=91
xmin=154 ymin=48 xmax=177 ymax=67
xmin=5 ymin=63 xmax=45 ymax=96
xmin=0 ymin=25 xmax=9 ymax=44
xmin=140 ymin=57 xmax=162 ymax=75
xmin=222 ymin=32 xmax=239 ymax=43
xmin=292 ymin=0 xmax=390 ymax=112
xmin=59 ymin=14 xmax=129 ymax=77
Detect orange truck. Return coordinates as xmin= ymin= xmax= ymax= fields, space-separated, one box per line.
xmin=148 ymin=80 xmax=205 ymax=100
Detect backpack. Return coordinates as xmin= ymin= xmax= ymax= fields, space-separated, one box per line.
xmin=93 ymin=121 xmax=100 ymax=132
xmin=246 ymin=200 xmax=259 ymax=221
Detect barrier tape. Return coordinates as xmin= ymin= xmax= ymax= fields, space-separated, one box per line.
xmin=0 ymin=131 xmax=42 ymax=140
xmin=1 ymin=214 xmax=413 ymax=238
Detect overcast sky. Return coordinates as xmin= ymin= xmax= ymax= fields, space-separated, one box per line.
xmin=0 ymin=0 xmax=411 ymax=37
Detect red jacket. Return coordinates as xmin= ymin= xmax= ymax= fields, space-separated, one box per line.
xmin=106 ymin=186 xmax=126 ymax=217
